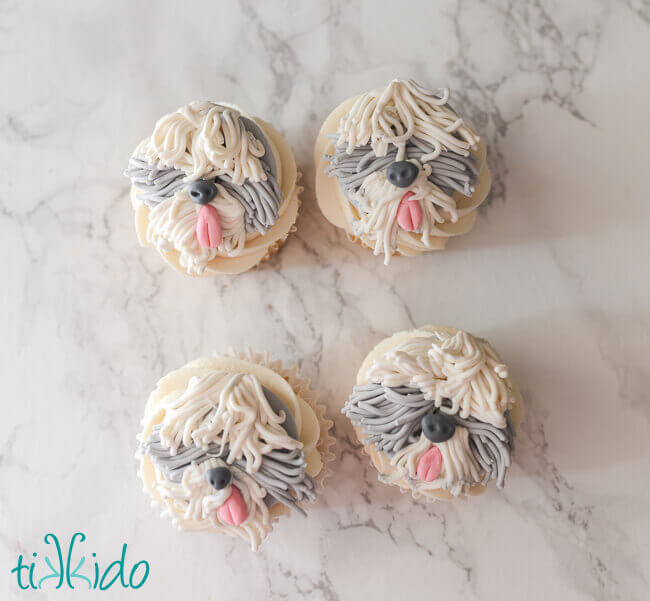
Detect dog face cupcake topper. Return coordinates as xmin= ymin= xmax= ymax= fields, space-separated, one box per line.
xmin=125 ymin=102 xmax=290 ymax=276
xmin=318 ymin=79 xmax=490 ymax=263
xmin=138 ymin=358 xmax=327 ymax=550
xmin=345 ymin=327 xmax=519 ymax=498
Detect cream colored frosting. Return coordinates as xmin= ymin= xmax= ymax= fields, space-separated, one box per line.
xmin=153 ymin=456 xmax=273 ymax=545
xmin=389 ymin=430 xmax=481 ymax=497
xmin=145 ymin=188 xmax=248 ymax=276
xmin=366 ymin=329 xmax=513 ymax=428
xmin=145 ymin=370 xmax=302 ymax=470
xmin=337 ymin=79 xmax=480 ymax=161
xmin=354 ymin=326 xmax=523 ymax=501
xmin=349 ymin=163 xmax=473 ymax=264
xmin=135 ymin=101 xmax=267 ymax=185
xmin=314 ymin=81 xmax=491 ymax=262
xmin=130 ymin=106 xmax=300 ymax=277
xmin=138 ymin=352 xmax=331 ymax=550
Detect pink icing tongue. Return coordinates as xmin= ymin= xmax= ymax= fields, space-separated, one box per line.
xmin=416 ymin=446 xmax=443 ymax=482
xmin=196 ymin=204 xmax=222 ymax=248
xmin=218 ymin=485 xmax=248 ymax=526
xmin=396 ymin=191 xmax=423 ymax=232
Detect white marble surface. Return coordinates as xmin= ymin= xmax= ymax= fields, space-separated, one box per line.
xmin=1 ymin=0 xmax=649 ymax=599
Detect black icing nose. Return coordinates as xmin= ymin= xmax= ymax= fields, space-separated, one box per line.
xmin=421 ymin=411 xmax=456 ymax=443
xmin=386 ymin=160 xmax=419 ymax=188
xmin=205 ymin=466 xmax=232 ymax=490
xmin=187 ymin=179 xmax=217 ymax=205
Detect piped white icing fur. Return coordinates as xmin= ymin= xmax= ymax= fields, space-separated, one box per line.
xmin=388 ymin=430 xmax=482 ymax=496
xmin=136 ymin=101 xmax=267 ymax=185
xmin=155 ymin=457 xmax=273 ymax=549
xmin=146 ymin=189 xmax=247 ymax=276
xmin=138 ymin=354 xmax=329 ymax=550
xmin=353 ymin=327 xmax=518 ymax=499
xmin=148 ymin=371 xmax=301 ymax=472
xmin=337 ymin=79 xmax=480 ymax=161
xmin=350 ymin=165 xmax=461 ymax=264
xmin=366 ymin=329 xmax=513 ymax=428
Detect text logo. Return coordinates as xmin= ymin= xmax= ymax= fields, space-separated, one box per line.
xmin=10 ymin=532 xmax=150 ymax=591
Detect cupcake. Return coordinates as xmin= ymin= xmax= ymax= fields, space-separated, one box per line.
xmin=314 ymin=79 xmax=490 ymax=264
xmin=343 ymin=326 xmax=523 ymax=500
xmin=125 ymin=102 xmax=301 ymax=277
xmin=137 ymin=350 xmax=333 ymax=550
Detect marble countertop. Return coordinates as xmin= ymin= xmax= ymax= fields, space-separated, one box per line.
xmin=1 ymin=1 xmax=649 ymax=599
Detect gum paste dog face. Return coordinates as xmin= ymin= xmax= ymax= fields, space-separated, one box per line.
xmin=344 ymin=329 xmax=516 ymax=497
xmin=140 ymin=371 xmax=315 ymax=550
xmin=326 ymin=79 xmax=482 ymax=264
xmin=125 ymin=102 xmax=282 ymax=275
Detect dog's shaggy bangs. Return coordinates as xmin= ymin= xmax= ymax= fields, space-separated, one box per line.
xmin=345 ymin=383 xmax=514 ymax=487
xmin=142 ymin=424 xmax=316 ymax=513
xmin=325 ymin=136 xmax=478 ymax=203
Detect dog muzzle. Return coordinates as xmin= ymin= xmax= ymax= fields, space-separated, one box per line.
xmin=203 ymin=464 xmax=248 ymax=526
xmin=188 ymin=179 xmax=223 ymax=248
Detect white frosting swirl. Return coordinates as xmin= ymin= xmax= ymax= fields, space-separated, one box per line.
xmin=337 ymin=79 xmax=480 ymax=161
xmin=135 ymin=101 xmax=267 ymax=185
xmin=387 ymin=430 xmax=482 ymax=496
xmin=350 ymin=164 xmax=460 ymax=264
xmin=139 ymin=353 xmax=331 ymax=549
xmin=146 ymin=188 xmax=247 ymax=276
xmin=366 ymin=329 xmax=514 ymax=428
xmin=149 ymin=371 xmax=302 ymax=472
xmin=154 ymin=457 xmax=272 ymax=550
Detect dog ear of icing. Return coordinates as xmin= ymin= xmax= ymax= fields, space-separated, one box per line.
xmin=132 ymin=117 xmax=296 ymax=277
xmin=142 ymin=355 xmax=324 ymax=480
xmin=314 ymin=87 xmax=491 ymax=261
xmin=355 ymin=324 xmax=524 ymax=432
xmin=152 ymin=355 xmax=322 ymax=449
xmin=348 ymin=325 xmax=523 ymax=501
xmin=240 ymin=116 xmax=277 ymax=180
xmin=262 ymin=386 xmax=299 ymax=440
xmin=354 ymin=324 xmax=523 ymax=437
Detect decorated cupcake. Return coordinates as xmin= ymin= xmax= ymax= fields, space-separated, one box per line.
xmin=343 ymin=326 xmax=523 ymax=500
xmin=137 ymin=350 xmax=333 ymax=550
xmin=125 ymin=102 xmax=301 ymax=277
xmin=314 ymin=79 xmax=490 ymax=264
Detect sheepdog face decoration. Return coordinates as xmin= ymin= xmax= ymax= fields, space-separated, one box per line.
xmin=344 ymin=328 xmax=519 ymax=498
xmin=125 ymin=102 xmax=282 ymax=275
xmin=324 ymin=79 xmax=488 ymax=263
xmin=139 ymin=370 xmax=315 ymax=550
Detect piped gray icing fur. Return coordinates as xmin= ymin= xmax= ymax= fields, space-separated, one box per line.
xmin=344 ymin=384 xmax=433 ymax=454
xmin=457 ymin=413 xmax=514 ymax=488
xmin=141 ymin=426 xmax=316 ymax=514
xmin=124 ymin=158 xmax=282 ymax=233
xmin=141 ymin=385 xmax=315 ymax=513
xmin=262 ymin=386 xmax=298 ymax=441
xmin=124 ymin=158 xmax=186 ymax=207
xmin=217 ymin=172 xmax=282 ymax=234
xmin=240 ymin=116 xmax=277 ymax=179
xmin=124 ymin=109 xmax=282 ymax=233
xmin=344 ymin=383 xmax=513 ymax=488
xmin=325 ymin=137 xmax=479 ymax=204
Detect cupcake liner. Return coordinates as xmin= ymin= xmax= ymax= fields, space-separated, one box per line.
xmin=354 ymin=427 xmax=486 ymax=503
xmin=226 ymin=348 xmax=335 ymax=499
xmin=348 ymin=325 xmax=523 ymax=503
xmin=250 ymin=180 xmax=303 ymax=271
xmin=314 ymin=83 xmax=490 ymax=261
xmin=127 ymin=105 xmax=300 ymax=278
xmin=137 ymin=349 xmax=334 ymax=540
